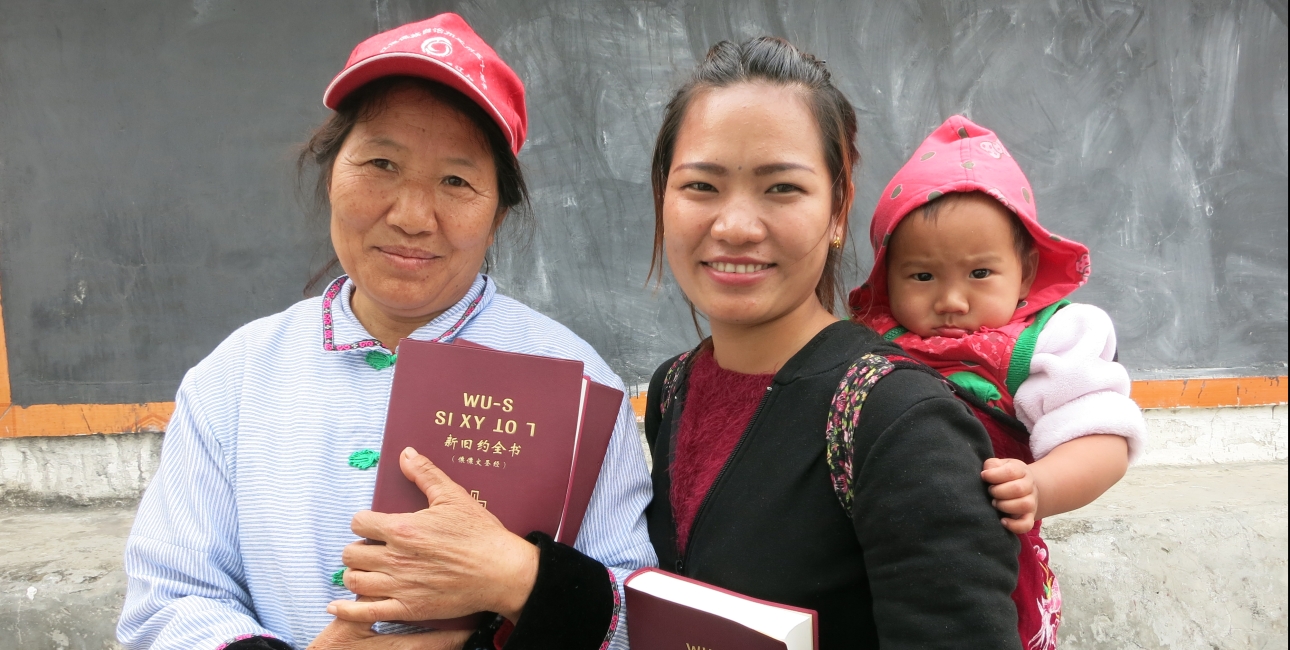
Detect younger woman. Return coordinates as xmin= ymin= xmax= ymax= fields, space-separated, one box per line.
xmin=640 ymin=38 xmax=1021 ymax=648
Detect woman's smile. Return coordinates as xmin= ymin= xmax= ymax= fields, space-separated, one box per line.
xmin=703 ymin=257 xmax=776 ymax=285
xmin=375 ymin=244 xmax=443 ymax=270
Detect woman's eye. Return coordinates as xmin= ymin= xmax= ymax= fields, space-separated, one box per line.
xmin=768 ymin=183 xmax=800 ymax=194
xmin=444 ymin=175 xmax=470 ymax=188
xmin=683 ymin=182 xmax=717 ymax=192
xmin=913 ymin=273 xmax=934 ymax=282
xmin=369 ymin=158 xmax=395 ymax=171
xmin=970 ymin=269 xmax=992 ymax=279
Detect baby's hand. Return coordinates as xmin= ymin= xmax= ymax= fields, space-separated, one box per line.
xmin=981 ymin=458 xmax=1037 ymax=534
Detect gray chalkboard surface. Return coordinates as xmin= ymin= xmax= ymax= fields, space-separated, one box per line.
xmin=1 ymin=0 xmax=1286 ymax=406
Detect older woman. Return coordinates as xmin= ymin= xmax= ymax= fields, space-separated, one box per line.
xmin=117 ymin=14 xmax=654 ymax=650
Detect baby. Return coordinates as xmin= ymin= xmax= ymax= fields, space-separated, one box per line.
xmin=850 ymin=116 xmax=1146 ymax=649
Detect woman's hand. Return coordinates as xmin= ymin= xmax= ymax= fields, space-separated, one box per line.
xmin=980 ymin=458 xmax=1037 ymax=534
xmin=307 ymin=612 xmax=472 ymax=649
xmin=329 ymin=447 xmax=540 ymax=625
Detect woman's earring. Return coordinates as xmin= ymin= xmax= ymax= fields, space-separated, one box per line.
xmin=831 ymin=237 xmax=843 ymax=249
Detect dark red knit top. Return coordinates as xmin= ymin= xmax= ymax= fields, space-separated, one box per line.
xmin=671 ymin=349 xmax=774 ymax=554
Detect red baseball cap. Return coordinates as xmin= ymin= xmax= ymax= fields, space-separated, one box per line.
xmin=323 ymin=13 xmax=528 ymax=154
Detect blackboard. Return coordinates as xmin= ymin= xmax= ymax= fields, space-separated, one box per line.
xmin=1 ymin=0 xmax=1285 ymax=406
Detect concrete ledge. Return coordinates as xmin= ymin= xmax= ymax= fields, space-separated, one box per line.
xmin=5 ymin=406 xmax=1283 ymax=505
xmin=1139 ymin=405 xmax=1287 ymax=466
xmin=0 ymin=433 xmax=160 ymax=506
xmin=1048 ymin=462 xmax=1288 ymax=648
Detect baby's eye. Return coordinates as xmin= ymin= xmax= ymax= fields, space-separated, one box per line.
xmin=912 ymin=272 xmax=934 ymax=282
xmin=970 ymin=269 xmax=992 ymax=279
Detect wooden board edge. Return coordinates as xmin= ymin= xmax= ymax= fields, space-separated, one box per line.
xmin=0 ymin=275 xmax=11 ymax=406
xmin=0 ymin=376 xmax=1285 ymax=438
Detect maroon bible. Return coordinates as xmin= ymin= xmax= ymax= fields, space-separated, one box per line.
xmin=370 ymin=338 xmax=624 ymax=627
xmin=625 ymin=568 xmax=818 ymax=650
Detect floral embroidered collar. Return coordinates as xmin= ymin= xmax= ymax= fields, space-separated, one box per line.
xmin=320 ymin=275 xmax=489 ymax=353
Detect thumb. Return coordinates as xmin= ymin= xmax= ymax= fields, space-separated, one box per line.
xmin=982 ymin=457 xmax=1005 ymax=471
xmin=399 ymin=447 xmax=464 ymax=506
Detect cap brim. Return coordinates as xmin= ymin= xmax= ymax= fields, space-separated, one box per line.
xmin=323 ymin=52 xmax=518 ymax=152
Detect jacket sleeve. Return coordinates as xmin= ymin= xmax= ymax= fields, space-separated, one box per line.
xmin=117 ymin=380 xmax=283 ymax=650
xmin=851 ymin=372 xmax=1021 ymax=649
xmin=504 ymin=394 xmax=657 ymax=649
xmin=1014 ymin=303 xmax=1147 ymax=462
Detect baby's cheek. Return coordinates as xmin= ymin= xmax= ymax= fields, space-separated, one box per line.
xmin=981 ymin=294 xmax=1021 ymax=327
xmin=889 ymin=287 xmax=927 ymax=328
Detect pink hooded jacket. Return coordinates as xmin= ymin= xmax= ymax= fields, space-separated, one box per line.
xmin=850 ymin=115 xmax=1090 ymax=325
xmin=849 ymin=116 xmax=1093 ymax=414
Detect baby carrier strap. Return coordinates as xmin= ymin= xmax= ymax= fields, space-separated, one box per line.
xmin=825 ymin=352 xmax=1033 ymax=515
xmin=1005 ymin=299 xmax=1070 ymax=395
xmin=656 ymin=346 xmax=700 ymax=423
xmin=825 ymin=353 xmax=902 ymax=517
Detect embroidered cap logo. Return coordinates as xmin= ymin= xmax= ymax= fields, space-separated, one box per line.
xmin=421 ymin=36 xmax=453 ymax=57
xmin=979 ymin=140 xmax=1008 ymax=159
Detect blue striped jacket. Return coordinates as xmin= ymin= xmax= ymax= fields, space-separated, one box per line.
xmin=118 ymin=275 xmax=657 ymax=649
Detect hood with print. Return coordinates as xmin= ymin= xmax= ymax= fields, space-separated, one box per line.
xmin=848 ymin=115 xmax=1090 ymax=328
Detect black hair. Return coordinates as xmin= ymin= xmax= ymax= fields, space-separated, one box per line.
xmin=918 ymin=191 xmax=1035 ymax=261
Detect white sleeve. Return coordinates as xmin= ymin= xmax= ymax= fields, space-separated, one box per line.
xmin=1013 ymin=303 xmax=1147 ymax=463
xmin=116 ymin=379 xmax=279 ymax=650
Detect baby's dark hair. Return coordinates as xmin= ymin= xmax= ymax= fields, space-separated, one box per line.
xmin=918 ymin=191 xmax=1035 ymax=261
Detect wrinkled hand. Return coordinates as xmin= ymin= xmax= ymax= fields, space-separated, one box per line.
xmin=981 ymin=458 xmax=1038 ymax=534
xmin=330 ymin=447 xmax=539 ymax=625
xmin=307 ymin=607 xmax=472 ymax=650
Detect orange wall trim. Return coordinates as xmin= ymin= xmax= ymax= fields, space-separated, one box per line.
xmin=629 ymin=395 xmax=648 ymax=421
xmin=628 ymin=377 xmax=1286 ymax=423
xmin=0 ymin=402 xmax=175 ymax=439
xmin=0 ymin=377 xmax=1284 ymax=438
xmin=1128 ymin=375 xmax=1287 ymax=410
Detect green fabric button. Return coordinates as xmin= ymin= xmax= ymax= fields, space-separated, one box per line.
xmin=348 ymin=449 xmax=380 ymax=470
xmin=365 ymin=350 xmax=397 ymax=370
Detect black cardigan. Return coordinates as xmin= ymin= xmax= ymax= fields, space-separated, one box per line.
xmin=644 ymin=321 xmax=1021 ymax=649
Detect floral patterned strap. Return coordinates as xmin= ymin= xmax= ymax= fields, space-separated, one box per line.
xmin=599 ymin=568 xmax=623 ymax=650
xmin=825 ymin=353 xmax=898 ymax=517
xmin=657 ymin=348 xmax=697 ymax=418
